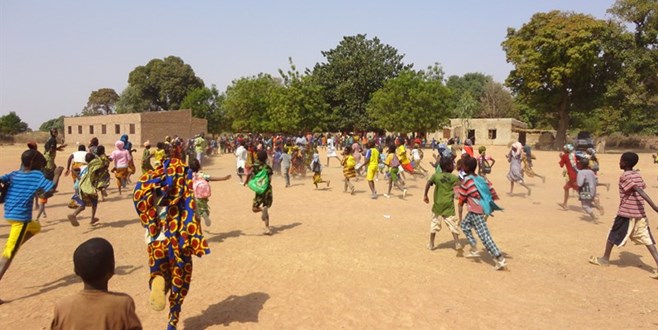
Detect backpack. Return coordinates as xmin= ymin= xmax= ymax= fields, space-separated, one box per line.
xmin=479 ymin=157 xmax=492 ymax=174
xmin=467 ymin=175 xmax=503 ymax=216
xmin=248 ymin=167 xmax=270 ymax=195
xmin=579 ymin=178 xmax=593 ymax=201
xmin=192 ymin=173 xmax=211 ymax=199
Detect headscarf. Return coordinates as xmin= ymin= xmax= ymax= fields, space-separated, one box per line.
xmin=465 ymin=139 xmax=473 ymax=146
xmin=511 ymin=142 xmax=523 ymax=157
xmin=563 ymin=144 xmax=577 ymax=169
xmin=115 ymin=140 xmax=125 ymax=150
xmin=563 ymin=144 xmax=574 ymax=153
xmin=120 ymin=134 xmax=132 ymax=151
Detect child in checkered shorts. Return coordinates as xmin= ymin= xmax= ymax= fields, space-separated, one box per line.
xmin=457 ymin=157 xmax=507 ymax=270
xmin=423 ymin=157 xmax=461 ymax=251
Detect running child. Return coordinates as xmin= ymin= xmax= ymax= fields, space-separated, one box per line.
xmin=576 ymin=157 xmax=605 ymax=220
xmin=340 ymin=146 xmax=357 ymax=195
xmin=506 ymin=142 xmax=531 ymax=196
xmin=244 ymin=150 xmax=274 ymax=235
xmin=363 ymin=140 xmax=380 ymax=199
xmin=559 ymin=144 xmax=579 ymax=209
xmin=189 ymin=158 xmax=231 ymax=227
xmin=589 ymin=152 xmax=658 ymax=279
xmin=521 ymin=144 xmax=546 ymax=183
xmin=109 ymin=140 xmax=132 ymax=195
xmin=51 ymin=237 xmax=142 ymax=329
xmin=457 ymin=157 xmax=507 ymax=270
xmin=68 ymin=152 xmax=100 ymax=227
xmin=141 ymin=141 xmax=154 ymax=174
xmin=0 ymin=150 xmax=63 ymax=304
xmin=281 ymin=145 xmax=292 ymax=187
xmin=310 ymin=153 xmax=330 ymax=189
xmin=477 ymin=146 xmax=495 ymax=178
xmin=383 ymin=144 xmax=407 ymax=199
xmin=424 ymin=157 xmax=461 ymax=251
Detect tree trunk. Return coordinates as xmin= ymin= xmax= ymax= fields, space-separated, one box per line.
xmin=554 ymin=95 xmax=570 ymax=150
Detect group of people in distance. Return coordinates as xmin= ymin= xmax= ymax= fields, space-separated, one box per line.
xmin=1 ymin=129 xmax=658 ymax=330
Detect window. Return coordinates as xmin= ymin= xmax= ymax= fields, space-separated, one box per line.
xmin=78 ymin=125 xmax=82 ymax=134
xmin=89 ymin=125 xmax=94 ymax=134
xmin=129 ymin=123 xmax=135 ymax=134
xmin=68 ymin=126 xmax=72 ymax=135
xmin=488 ymin=129 xmax=497 ymax=139
xmin=115 ymin=124 xmax=120 ymax=134
xmin=101 ymin=124 xmax=106 ymax=134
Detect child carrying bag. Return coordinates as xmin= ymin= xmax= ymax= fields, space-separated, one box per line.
xmin=248 ymin=168 xmax=269 ymax=195
xmin=192 ymin=173 xmax=212 ymax=199
xmin=467 ymin=175 xmax=503 ymax=216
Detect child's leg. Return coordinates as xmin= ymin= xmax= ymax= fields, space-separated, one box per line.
xmin=518 ymin=181 xmax=532 ymax=195
xmin=509 ymin=181 xmax=514 ymax=193
xmin=262 ymin=206 xmax=271 ymax=235
xmin=284 ymin=168 xmax=290 ymax=187
xmin=460 ymin=214 xmax=478 ymax=252
xmin=90 ymin=203 xmax=99 ymax=225
xmin=68 ymin=205 xmax=85 ymax=226
xmin=560 ymin=187 xmax=570 ymax=208
xmin=581 ymin=200 xmax=595 ymax=218
xmin=471 ymin=213 xmax=503 ymax=258
xmin=387 ymin=180 xmax=393 ymax=195
xmin=646 ymin=244 xmax=658 ymax=270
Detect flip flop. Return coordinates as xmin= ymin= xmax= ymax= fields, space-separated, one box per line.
xmin=90 ymin=218 xmax=101 ymax=227
xmin=588 ymin=256 xmax=609 ymax=267
xmin=650 ymin=270 xmax=658 ymax=279
xmin=67 ymin=214 xmax=80 ymax=227
xmin=149 ymin=276 xmax=166 ymax=311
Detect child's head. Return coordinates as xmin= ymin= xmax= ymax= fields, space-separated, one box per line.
xmin=78 ymin=144 xmax=86 ymax=152
xmin=21 ymin=149 xmax=41 ymax=170
xmin=156 ymin=142 xmax=165 ymax=150
xmin=579 ymin=157 xmax=590 ymax=169
xmin=144 ymin=140 xmax=151 ymax=149
xmin=257 ymin=150 xmax=268 ymax=163
xmin=189 ymin=158 xmax=201 ymax=172
xmin=73 ymin=237 xmax=115 ymax=284
xmin=388 ymin=144 xmax=396 ymax=154
xmin=27 ymin=141 xmax=37 ymax=150
xmin=478 ymin=146 xmax=486 ymax=155
xmin=440 ymin=157 xmax=455 ymax=173
xmin=620 ymin=152 xmax=639 ymax=170
xmin=463 ymin=156 xmax=477 ymax=174
xmin=344 ymin=146 xmax=352 ymax=155
xmin=85 ymin=152 xmax=95 ymax=163
xmin=96 ymin=145 xmax=105 ymax=156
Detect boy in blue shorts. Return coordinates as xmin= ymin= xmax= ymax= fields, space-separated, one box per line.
xmin=0 ymin=149 xmax=63 ymax=304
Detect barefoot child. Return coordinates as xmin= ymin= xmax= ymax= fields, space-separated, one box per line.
xmin=506 ymin=142 xmax=531 ymax=196
xmin=245 ymin=150 xmax=274 ymax=235
xmin=577 ymin=157 xmax=605 ymax=220
xmin=364 ymin=140 xmax=380 ymax=199
xmin=0 ymin=150 xmax=63 ymax=304
xmin=189 ymin=158 xmax=231 ymax=227
xmin=51 ymin=237 xmax=142 ymax=329
xmin=457 ymin=157 xmax=507 ymax=270
xmin=589 ymin=152 xmax=658 ymax=279
xmin=424 ymin=157 xmax=461 ymax=251
xmin=310 ymin=153 xmax=330 ymax=189
xmin=384 ymin=144 xmax=407 ymax=199
xmin=477 ymin=146 xmax=495 ymax=178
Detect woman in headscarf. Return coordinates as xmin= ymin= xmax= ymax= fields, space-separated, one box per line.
xmin=506 ymin=141 xmax=531 ymax=196
xmin=120 ymin=134 xmax=136 ymax=182
xmin=558 ymin=143 xmax=579 ymax=209
xmin=109 ymin=140 xmax=131 ymax=195
xmin=133 ymin=158 xmax=209 ymax=329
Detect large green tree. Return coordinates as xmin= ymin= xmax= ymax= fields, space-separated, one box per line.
xmin=367 ymin=65 xmax=451 ymax=133
xmin=445 ymin=72 xmax=490 ymax=117
xmin=311 ymin=34 xmax=411 ymax=132
xmin=115 ymin=85 xmax=151 ymax=114
xmin=82 ymin=88 xmax=119 ymax=116
xmin=0 ymin=111 xmax=29 ymax=135
xmin=223 ymin=74 xmax=283 ymax=133
xmin=180 ymin=85 xmax=229 ymax=134
xmin=127 ymin=56 xmax=204 ymax=111
xmin=602 ymin=0 xmax=658 ymax=134
xmin=479 ymin=80 xmax=517 ymax=119
xmin=502 ymin=11 xmax=619 ymax=147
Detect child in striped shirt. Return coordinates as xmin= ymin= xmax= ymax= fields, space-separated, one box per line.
xmin=589 ymin=152 xmax=658 ymax=279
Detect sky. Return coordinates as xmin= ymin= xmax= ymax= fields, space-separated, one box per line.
xmin=0 ymin=0 xmax=617 ymax=130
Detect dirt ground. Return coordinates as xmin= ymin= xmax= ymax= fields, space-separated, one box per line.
xmin=1 ymin=144 xmax=657 ymax=329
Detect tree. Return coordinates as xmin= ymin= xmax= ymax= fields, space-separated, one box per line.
xmin=223 ymin=74 xmax=283 ymax=133
xmin=311 ymin=34 xmax=411 ymax=132
xmin=115 ymin=85 xmax=151 ymax=114
xmin=39 ymin=116 xmax=64 ymax=132
xmin=367 ymin=65 xmax=451 ymax=134
xmin=127 ymin=56 xmax=204 ymax=111
xmin=502 ymin=11 xmax=618 ymax=147
xmin=445 ymin=72 xmax=491 ymax=117
xmin=603 ymin=0 xmax=658 ymax=135
xmin=0 ymin=111 xmax=29 ymax=135
xmin=180 ymin=85 xmax=230 ymax=134
xmin=479 ymin=80 xmax=518 ymax=118
xmin=269 ymin=59 xmax=330 ymax=133
xmin=82 ymin=88 xmax=119 ymax=116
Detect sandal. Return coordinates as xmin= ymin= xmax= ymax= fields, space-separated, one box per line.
xmin=588 ymin=256 xmax=609 ymax=267
xmin=149 ymin=275 xmax=166 ymax=311
xmin=650 ymin=270 xmax=658 ymax=279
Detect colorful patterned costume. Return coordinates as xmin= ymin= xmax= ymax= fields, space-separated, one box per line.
xmin=133 ymin=158 xmax=210 ymax=329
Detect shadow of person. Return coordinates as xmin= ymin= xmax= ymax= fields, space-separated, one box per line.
xmin=114 ymin=264 xmax=143 ymax=276
xmin=613 ymin=251 xmax=651 ymax=269
xmin=206 ymin=230 xmax=243 ymax=243
xmin=11 ymin=273 xmax=81 ymax=302
xmin=182 ymin=292 xmax=270 ymax=328
xmin=270 ymin=222 xmax=302 ymax=235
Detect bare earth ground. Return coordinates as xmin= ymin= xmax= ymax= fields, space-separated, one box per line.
xmin=0 ymin=144 xmax=657 ymax=329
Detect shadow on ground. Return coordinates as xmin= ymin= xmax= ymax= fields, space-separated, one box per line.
xmin=182 ymin=292 xmax=270 ymax=328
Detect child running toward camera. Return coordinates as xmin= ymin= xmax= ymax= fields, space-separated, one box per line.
xmin=341 ymin=146 xmax=357 ymax=195
xmin=310 ymin=153 xmax=330 ymax=189
xmin=244 ymin=150 xmax=274 ymax=235
xmin=189 ymin=158 xmax=231 ymax=227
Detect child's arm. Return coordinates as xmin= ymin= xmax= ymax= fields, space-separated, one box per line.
xmin=634 ymin=186 xmax=658 ymax=213
xmin=209 ymin=174 xmax=231 ymax=182
xmin=64 ymin=154 xmax=74 ymax=175
xmin=423 ymin=180 xmax=433 ymax=204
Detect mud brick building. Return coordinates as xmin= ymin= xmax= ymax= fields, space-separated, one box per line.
xmin=63 ymin=109 xmax=207 ymax=146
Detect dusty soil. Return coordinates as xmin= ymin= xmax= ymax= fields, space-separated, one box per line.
xmin=1 ymin=144 xmax=657 ymax=329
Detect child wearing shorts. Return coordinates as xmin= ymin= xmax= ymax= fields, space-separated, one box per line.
xmin=189 ymin=158 xmax=231 ymax=227
xmin=341 ymin=146 xmax=357 ymax=195
xmin=244 ymin=150 xmax=274 ymax=235
xmin=589 ymin=152 xmax=658 ymax=279
xmin=424 ymin=157 xmax=461 ymax=251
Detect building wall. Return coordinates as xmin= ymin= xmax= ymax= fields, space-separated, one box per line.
xmin=63 ymin=110 xmax=207 ymax=147
xmin=426 ymin=118 xmax=528 ymax=146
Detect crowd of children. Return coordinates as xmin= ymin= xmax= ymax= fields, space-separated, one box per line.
xmin=2 ymin=131 xmax=658 ymax=330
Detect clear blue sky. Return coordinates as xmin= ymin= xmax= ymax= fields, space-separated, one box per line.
xmin=0 ymin=0 xmax=615 ymax=130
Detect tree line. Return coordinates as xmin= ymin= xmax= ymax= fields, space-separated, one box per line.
xmin=2 ymin=0 xmax=654 ymax=147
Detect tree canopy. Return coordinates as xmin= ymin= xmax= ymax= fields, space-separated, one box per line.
xmin=180 ymin=85 xmax=229 ymax=134
xmin=82 ymin=88 xmax=119 ymax=116
xmin=312 ymin=34 xmax=411 ymax=132
xmin=223 ymin=74 xmax=283 ymax=133
xmin=39 ymin=116 xmax=64 ymax=133
xmin=0 ymin=111 xmax=29 ymax=135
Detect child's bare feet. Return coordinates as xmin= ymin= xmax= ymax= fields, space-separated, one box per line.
xmin=650 ymin=270 xmax=658 ymax=279
xmin=90 ymin=218 xmax=101 ymax=226
xmin=455 ymin=242 xmax=463 ymax=251
xmin=149 ymin=275 xmax=166 ymax=311
xmin=67 ymin=214 xmax=80 ymax=227
xmin=557 ymin=203 xmax=567 ymax=210
xmin=427 ymin=243 xmax=434 ymax=251
xmin=263 ymin=227 xmax=272 ymax=236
